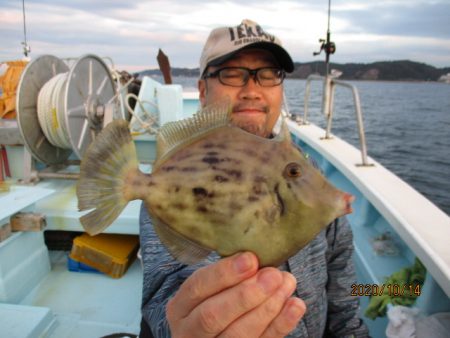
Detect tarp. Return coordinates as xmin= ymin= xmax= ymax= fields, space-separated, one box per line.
xmin=0 ymin=60 xmax=28 ymax=119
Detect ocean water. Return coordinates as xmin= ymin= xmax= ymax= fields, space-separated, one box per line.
xmin=169 ymin=76 xmax=450 ymax=215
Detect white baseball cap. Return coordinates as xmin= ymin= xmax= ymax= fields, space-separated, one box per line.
xmin=199 ymin=19 xmax=294 ymax=77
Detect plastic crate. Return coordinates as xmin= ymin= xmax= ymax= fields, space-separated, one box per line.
xmin=69 ymin=233 xmax=139 ymax=279
xmin=67 ymin=256 xmax=102 ymax=274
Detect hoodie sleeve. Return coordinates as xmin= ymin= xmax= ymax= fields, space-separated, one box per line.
xmin=324 ymin=217 xmax=369 ymax=337
xmin=139 ymin=203 xmax=219 ymax=337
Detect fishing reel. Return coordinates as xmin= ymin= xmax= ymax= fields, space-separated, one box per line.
xmin=313 ymin=37 xmax=336 ymax=58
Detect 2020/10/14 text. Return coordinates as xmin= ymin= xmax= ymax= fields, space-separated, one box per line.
xmin=350 ymin=284 xmax=421 ymax=297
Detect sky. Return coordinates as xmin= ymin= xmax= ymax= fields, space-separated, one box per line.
xmin=1 ymin=0 xmax=450 ymax=73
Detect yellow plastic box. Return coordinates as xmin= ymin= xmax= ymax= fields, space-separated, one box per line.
xmin=70 ymin=233 xmax=139 ymax=278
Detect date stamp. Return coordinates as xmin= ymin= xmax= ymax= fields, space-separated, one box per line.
xmin=351 ymin=283 xmax=421 ymax=297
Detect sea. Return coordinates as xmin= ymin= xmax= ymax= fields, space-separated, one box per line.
xmin=163 ymin=76 xmax=450 ymax=216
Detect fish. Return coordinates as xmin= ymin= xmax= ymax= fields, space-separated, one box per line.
xmin=77 ymin=99 xmax=354 ymax=267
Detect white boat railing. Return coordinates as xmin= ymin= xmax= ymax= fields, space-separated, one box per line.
xmin=301 ymin=74 xmax=371 ymax=167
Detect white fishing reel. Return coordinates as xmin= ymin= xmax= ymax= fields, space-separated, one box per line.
xmin=16 ymin=54 xmax=125 ymax=166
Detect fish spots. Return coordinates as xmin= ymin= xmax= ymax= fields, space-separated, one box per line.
xmin=217 ymin=168 xmax=242 ymax=180
xmin=215 ymin=175 xmax=229 ymax=183
xmin=202 ymin=156 xmax=220 ymax=165
xmin=192 ymin=187 xmax=208 ymax=198
xmin=192 ymin=187 xmax=215 ymax=199
xmin=173 ymin=202 xmax=187 ymax=210
xmin=203 ymin=143 xmax=215 ymax=149
xmin=248 ymin=195 xmax=259 ymax=202
xmin=254 ymin=176 xmax=267 ymax=183
xmin=181 ymin=167 xmax=198 ymax=172
xmin=197 ymin=205 xmax=208 ymax=213
xmin=243 ymin=148 xmax=258 ymax=158
xmin=227 ymin=169 xmax=242 ymax=179
xmin=192 ymin=187 xmax=216 ymax=214
xmin=167 ymin=185 xmax=181 ymax=194
xmin=162 ymin=165 xmax=177 ymax=172
xmin=260 ymin=152 xmax=272 ymax=163
xmin=202 ymin=155 xmax=241 ymax=166
xmin=203 ymin=142 xmax=227 ymax=150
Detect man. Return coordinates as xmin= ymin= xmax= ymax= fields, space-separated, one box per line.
xmin=139 ymin=19 xmax=369 ymax=338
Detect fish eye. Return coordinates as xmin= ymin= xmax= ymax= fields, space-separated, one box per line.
xmin=284 ymin=163 xmax=302 ymax=178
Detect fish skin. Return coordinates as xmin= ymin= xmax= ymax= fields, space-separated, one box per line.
xmin=130 ymin=125 xmax=351 ymax=266
xmin=78 ymin=102 xmax=353 ymax=267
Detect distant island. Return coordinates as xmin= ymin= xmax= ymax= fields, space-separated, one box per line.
xmin=138 ymin=60 xmax=450 ymax=82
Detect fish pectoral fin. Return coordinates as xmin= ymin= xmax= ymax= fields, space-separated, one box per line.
xmin=153 ymin=217 xmax=211 ymax=265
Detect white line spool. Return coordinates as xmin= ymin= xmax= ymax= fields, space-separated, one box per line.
xmin=16 ymin=54 xmax=119 ymax=165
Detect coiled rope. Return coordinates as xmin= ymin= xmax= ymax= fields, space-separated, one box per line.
xmin=36 ymin=66 xmax=159 ymax=149
xmin=125 ymin=92 xmax=159 ymax=135
xmin=37 ymin=73 xmax=72 ymax=148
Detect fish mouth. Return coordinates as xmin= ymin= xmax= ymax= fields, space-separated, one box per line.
xmin=343 ymin=193 xmax=355 ymax=215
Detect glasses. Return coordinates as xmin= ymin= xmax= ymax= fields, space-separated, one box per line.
xmin=203 ymin=67 xmax=285 ymax=87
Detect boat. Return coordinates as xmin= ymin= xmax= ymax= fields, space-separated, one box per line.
xmin=438 ymin=73 xmax=450 ymax=84
xmin=1 ymin=49 xmax=449 ymax=337
xmin=1 ymin=0 xmax=450 ymax=332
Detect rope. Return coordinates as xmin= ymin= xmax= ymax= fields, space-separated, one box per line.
xmin=125 ymin=92 xmax=159 ymax=135
xmin=37 ymin=73 xmax=72 ymax=149
xmin=35 ymin=65 xmax=158 ymax=148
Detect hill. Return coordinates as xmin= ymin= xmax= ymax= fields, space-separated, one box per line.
xmin=138 ymin=60 xmax=450 ymax=82
xmin=290 ymin=60 xmax=450 ymax=81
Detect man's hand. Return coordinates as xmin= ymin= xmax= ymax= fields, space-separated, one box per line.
xmin=166 ymin=252 xmax=306 ymax=337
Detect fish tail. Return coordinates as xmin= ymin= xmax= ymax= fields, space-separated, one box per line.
xmin=77 ymin=120 xmax=139 ymax=235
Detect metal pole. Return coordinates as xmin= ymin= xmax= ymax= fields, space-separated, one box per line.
xmin=22 ymin=0 xmax=30 ymax=56
xmin=325 ymin=0 xmax=331 ymax=76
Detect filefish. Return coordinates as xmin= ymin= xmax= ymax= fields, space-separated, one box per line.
xmin=77 ymin=100 xmax=354 ymax=267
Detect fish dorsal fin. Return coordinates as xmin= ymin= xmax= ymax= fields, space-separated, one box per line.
xmin=152 ymin=217 xmax=211 ymax=265
xmin=155 ymin=98 xmax=231 ymax=168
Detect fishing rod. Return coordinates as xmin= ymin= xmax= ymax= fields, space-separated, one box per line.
xmin=22 ymin=0 xmax=31 ymax=57
xmin=313 ymin=0 xmax=336 ymax=76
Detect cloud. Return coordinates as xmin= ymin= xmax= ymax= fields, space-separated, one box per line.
xmin=333 ymin=1 xmax=450 ymax=39
xmin=1 ymin=0 xmax=449 ymax=69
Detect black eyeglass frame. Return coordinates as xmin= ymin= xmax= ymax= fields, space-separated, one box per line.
xmin=202 ymin=67 xmax=286 ymax=87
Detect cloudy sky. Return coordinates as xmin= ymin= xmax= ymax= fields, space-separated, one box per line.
xmin=1 ymin=0 xmax=449 ymax=72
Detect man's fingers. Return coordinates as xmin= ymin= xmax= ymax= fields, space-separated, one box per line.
xmin=167 ymin=252 xmax=258 ymax=320
xmin=261 ymin=297 xmax=306 ymax=338
xmin=217 ymin=272 xmax=297 ymax=338
xmin=186 ymin=267 xmax=283 ymax=336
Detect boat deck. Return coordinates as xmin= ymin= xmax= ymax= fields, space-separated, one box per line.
xmin=0 ymin=180 xmax=143 ymax=338
xmin=19 ymin=251 xmax=142 ymax=337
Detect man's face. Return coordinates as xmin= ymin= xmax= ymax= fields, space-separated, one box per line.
xmin=198 ymin=49 xmax=284 ymax=138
